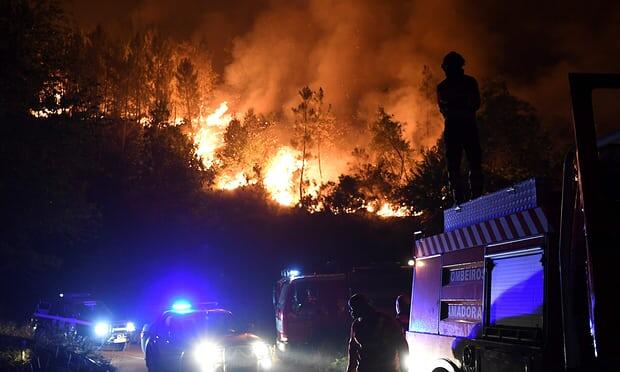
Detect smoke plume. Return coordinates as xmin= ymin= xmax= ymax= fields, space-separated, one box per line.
xmin=66 ymin=0 xmax=620 ymax=152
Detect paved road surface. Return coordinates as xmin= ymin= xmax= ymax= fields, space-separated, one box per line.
xmin=102 ymin=344 xmax=328 ymax=371
xmin=102 ymin=344 xmax=147 ymax=372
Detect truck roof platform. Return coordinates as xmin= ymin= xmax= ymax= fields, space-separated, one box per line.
xmin=415 ymin=178 xmax=552 ymax=257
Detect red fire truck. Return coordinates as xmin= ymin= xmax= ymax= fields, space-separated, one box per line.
xmin=406 ymin=73 xmax=619 ymax=372
xmin=274 ymin=265 xmax=411 ymax=355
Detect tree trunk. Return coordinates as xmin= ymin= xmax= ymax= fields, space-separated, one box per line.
xmin=392 ymin=143 xmax=406 ymax=180
xmin=299 ymin=118 xmax=307 ymax=205
xmin=317 ymin=139 xmax=323 ymax=183
xmin=184 ymin=86 xmax=190 ymax=125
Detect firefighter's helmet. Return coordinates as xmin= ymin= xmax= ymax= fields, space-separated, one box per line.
xmin=442 ymin=51 xmax=465 ymax=71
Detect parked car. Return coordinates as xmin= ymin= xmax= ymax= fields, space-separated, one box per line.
xmin=32 ymin=293 xmax=137 ymax=351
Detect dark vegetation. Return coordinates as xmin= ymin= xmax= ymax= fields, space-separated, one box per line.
xmin=0 ymin=321 xmax=113 ymax=371
xmin=0 ymin=0 xmax=558 ymax=342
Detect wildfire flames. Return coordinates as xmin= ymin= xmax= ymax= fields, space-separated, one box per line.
xmin=187 ymin=102 xmax=410 ymax=217
xmin=194 ymin=102 xmax=233 ymax=168
xmin=217 ymin=172 xmax=257 ymax=190
xmin=263 ymin=147 xmax=303 ymax=206
xmin=370 ymin=203 xmax=412 ymax=218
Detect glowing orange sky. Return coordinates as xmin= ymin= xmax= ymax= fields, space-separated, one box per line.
xmin=64 ymin=0 xmax=620 ymax=148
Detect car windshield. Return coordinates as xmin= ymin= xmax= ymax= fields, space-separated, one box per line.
xmin=163 ymin=311 xmax=235 ymax=339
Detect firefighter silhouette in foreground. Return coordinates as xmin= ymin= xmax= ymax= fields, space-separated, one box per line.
xmin=437 ymin=51 xmax=483 ymax=204
xmin=347 ymin=294 xmax=409 ymax=372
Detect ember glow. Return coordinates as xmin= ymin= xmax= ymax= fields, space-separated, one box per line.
xmin=367 ymin=202 xmax=412 ymax=218
xmin=216 ymin=172 xmax=256 ymax=190
xmin=30 ymin=88 xmax=67 ymax=118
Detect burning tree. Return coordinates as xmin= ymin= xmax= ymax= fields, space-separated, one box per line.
xmin=175 ymin=57 xmax=199 ymax=126
xmin=148 ymin=33 xmax=174 ymax=126
xmin=318 ymin=108 xmax=414 ymax=217
xmin=308 ymin=88 xmax=338 ymax=183
xmin=291 ymin=86 xmax=338 ymax=204
xmin=291 ymin=86 xmax=315 ymax=204
xmin=370 ymin=107 xmax=412 ymax=180
xmin=217 ymin=109 xmax=276 ymax=189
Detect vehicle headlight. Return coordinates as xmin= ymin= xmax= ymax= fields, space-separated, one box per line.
xmin=94 ymin=322 xmax=110 ymax=337
xmin=126 ymin=322 xmax=136 ymax=332
xmin=251 ymin=341 xmax=269 ymax=358
xmin=193 ymin=341 xmax=222 ymax=371
xmin=403 ymin=352 xmax=413 ymax=370
xmin=252 ymin=341 xmax=272 ymax=369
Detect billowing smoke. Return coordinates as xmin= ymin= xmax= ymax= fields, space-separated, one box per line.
xmin=66 ymin=0 xmax=620 ymax=156
xmin=219 ymin=0 xmax=488 ymax=149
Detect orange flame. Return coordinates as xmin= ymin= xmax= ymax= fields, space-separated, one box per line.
xmin=194 ymin=102 xmax=232 ymax=167
xmin=206 ymin=102 xmax=232 ymax=127
xmin=263 ymin=147 xmax=302 ymax=206
xmin=190 ymin=102 xmax=413 ymax=217
xmin=217 ymin=172 xmax=257 ymax=190
xmin=366 ymin=202 xmax=412 ymax=218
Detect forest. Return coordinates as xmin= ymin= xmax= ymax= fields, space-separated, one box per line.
xmin=0 ymin=0 xmax=558 ymax=323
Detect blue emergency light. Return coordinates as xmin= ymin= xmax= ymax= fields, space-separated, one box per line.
xmin=280 ymin=267 xmax=302 ymax=279
xmin=287 ymin=269 xmax=300 ymax=278
xmin=172 ymin=300 xmax=193 ymax=313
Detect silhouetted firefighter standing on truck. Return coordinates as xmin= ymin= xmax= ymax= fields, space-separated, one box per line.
xmin=437 ymin=51 xmax=483 ymax=204
xmin=347 ymin=294 xmax=408 ymax=372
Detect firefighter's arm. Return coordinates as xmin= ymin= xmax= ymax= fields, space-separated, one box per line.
xmin=347 ymin=322 xmax=359 ymax=372
xmin=437 ymin=85 xmax=447 ymax=117
xmin=470 ymin=78 xmax=481 ymax=112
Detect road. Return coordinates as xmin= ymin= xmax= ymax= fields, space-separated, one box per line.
xmin=102 ymin=344 xmax=330 ymax=371
xmin=102 ymin=344 xmax=147 ymax=372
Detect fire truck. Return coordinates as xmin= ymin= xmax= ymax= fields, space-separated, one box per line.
xmin=406 ymin=73 xmax=619 ymax=372
xmin=274 ymin=265 xmax=411 ymax=355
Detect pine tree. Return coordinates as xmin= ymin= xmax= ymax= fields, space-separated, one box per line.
xmin=369 ymin=107 xmax=412 ymax=180
xmin=175 ymin=57 xmax=199 ymax=125
xmin=292 ymin=86 xmax=316 ymax=203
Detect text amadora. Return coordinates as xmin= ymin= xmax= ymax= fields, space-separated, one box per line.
xmin=447 ymin=304 xmax=482 ymax=321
